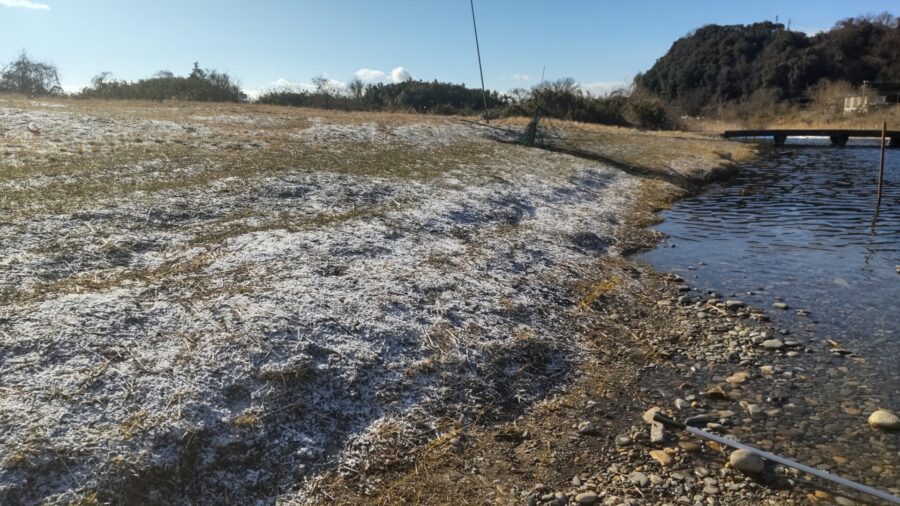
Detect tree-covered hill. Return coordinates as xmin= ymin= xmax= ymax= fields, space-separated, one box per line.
xmin=636 ymin=14 xmax=900 ymax=114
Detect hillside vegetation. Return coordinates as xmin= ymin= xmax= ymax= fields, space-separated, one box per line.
xmin=637 ymin=13 xmax=900 ymax=114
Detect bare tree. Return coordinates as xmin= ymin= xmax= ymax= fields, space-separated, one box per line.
xmin=91 ymin=72 xmax=114 ymax=88
xmin=0 ymin=51 xmax=61 ymax=96
xmin=507 ymin=87 xmax=530 ymax=105
xmin=189 ymin=62 xmax=207 ymax=80
xmin=348 ymin=77 xmax=365 ymax=100
xmin=311 ymin=75 xmax=330 ymax=94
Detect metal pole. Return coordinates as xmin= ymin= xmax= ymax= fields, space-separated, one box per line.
xmin=686 ymin=425 xmax=900 ymax=504
xmin=469 ymin=0 xmax=488 ymax=122
xmin=876 ymin=121 xmax=886 ymax=211
xmin=654 ymin=413 xmax=900 ymax=504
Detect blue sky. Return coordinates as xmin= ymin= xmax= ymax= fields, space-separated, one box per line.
xmin=1 ymin=0 xmax=896 ymax=97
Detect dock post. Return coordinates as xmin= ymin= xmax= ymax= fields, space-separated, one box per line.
xmin=773 ymin=134 xmax=787 ymax=146
xmin=876 ymin=122 xmax=886 ymax=211
xmin=829 ymin=134 xmax=849 ymax=147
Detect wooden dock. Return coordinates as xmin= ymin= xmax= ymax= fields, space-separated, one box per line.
xmin=723 ymin=129 xmax=900 ymax=147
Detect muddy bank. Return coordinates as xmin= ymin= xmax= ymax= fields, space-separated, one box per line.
xmin=0 ymin=96 xmax=758 ymax=504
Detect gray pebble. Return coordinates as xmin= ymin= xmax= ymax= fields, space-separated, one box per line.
xmin=615 ymin=434 xmax=632 ymax=447
xmin=761 ymin=338 xmax=784 ymax=350
xmin=628 ymin=471 xmax=649 ymax=487
xmin=574 ymin=491 xmax=599 ymax=504
xmin=729 ymin=449 xmax=764 ymax=474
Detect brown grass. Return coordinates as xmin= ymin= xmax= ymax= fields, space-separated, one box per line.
xmin=2 ymin=93 xmax=766 ymax=504
xmin=686 ymin=104 xmax=900 ymax=132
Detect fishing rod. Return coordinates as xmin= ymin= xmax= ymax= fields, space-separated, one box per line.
xmin=653 ymin=413 xmax=900 ymax=504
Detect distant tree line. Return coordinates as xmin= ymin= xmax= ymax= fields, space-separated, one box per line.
xmin=0 ymin=54 xmax=245 ymax=102
xmin=77 ymin=63 xmax=246 ymax=102
xmin=258 ymin=77 xmax=676 ymax=128
xmin=258 ymin=78 xmax=506 ymax=114
xmin=0 ymin=51 xmax=671 ymax=128
xmin=636 ymin=13 xmax=900 ymax=114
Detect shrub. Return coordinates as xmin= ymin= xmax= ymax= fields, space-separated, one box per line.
xmin=625 ymin=93 xmax=675 ymax=130
xmin=807 ymin=79 xmax=856 ymax=112
xmin=504 ymin=79 xmax=631 ymax=127
xmin=76 ymin=63 xmax=245 ymax=102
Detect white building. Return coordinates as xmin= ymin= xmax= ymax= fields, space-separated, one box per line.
xmin=843 ymin=94 xmax=887 ymax=113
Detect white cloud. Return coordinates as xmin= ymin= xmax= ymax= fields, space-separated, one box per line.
xmin=321 ymin=77 xmax=346 ymax=90
xmin=0 ymin=0 xmax=50 ymax=10
xmin=580 ymin=80 xmax=630 ymax=96
xmin=270 ymin=77 xmax=346 ymax=92
xmin=61 ymin=83 xmax=86 ymax=94
xmin=390 ymin=66 xmax=411 ymax=83
xmin=242 ymin=88 xmax=262 ymax=101
xmin=355 ymin=68 xmax=387 ymax=82
xmin=794 ymin=25 xmax=825 ymax=36
xmin=271 ymin=78 xmax=315 ymax=91
xmin=510 ymin=74 xmax=531 ymax=82
xmin=353 ymin=66 xmax=412 ymax=84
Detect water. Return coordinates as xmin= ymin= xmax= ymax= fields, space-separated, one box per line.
xmin=639 ymin=139 xmax=899 ymax=494
xmin=642 ymin=140 xmax=899 ymax=366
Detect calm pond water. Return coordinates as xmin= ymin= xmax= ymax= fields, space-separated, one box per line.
xmin=640 ymin=138 xmax=899 ymax=495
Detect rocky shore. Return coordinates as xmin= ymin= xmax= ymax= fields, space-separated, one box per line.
xmin=310 ymin=251 xmax=899 ymax=505
xmin=306 ymin=153 xmax=898 ymax=506
xmin=517 ymin=275 xmax=899 ymax=506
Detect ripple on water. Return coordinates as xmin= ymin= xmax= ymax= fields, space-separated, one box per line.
xmin=643 ymin=141 xmax=898 ymax=355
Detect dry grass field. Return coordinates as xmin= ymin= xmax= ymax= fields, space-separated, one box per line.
xmin=0 ymin=95 xmax=753 ymax=504
xmin=686 ymin=104 xmax=900 ymax=133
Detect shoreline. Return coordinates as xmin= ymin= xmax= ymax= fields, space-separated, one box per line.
xmin=306 ymin=148 xmax=897 ymax=505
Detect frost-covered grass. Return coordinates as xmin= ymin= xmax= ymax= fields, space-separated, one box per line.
xmin=0 ymin=96 xmax=743 ymax=504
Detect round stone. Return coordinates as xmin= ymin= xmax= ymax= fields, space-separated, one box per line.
xmin=628 ymin=471 xmax=649 ymax=487
xmin=762 ymin=338 xmax=784 ymax=350
xmin=615 ymin=434 xmax=632 ymax=447
xmin=679 ymin=441 xmax=700 ymax=452
xmin=650 ymin=449 xmax=674 ymax=466
xmin=725 ymin=300 xmax=745 ymax=309
xmin=867 ymin=409 xmax=900 ymax=431
xmin=729 ymin=449 xmax=765 ymax=474
xmin=575 ymin=491 xmax=599 ymax=504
